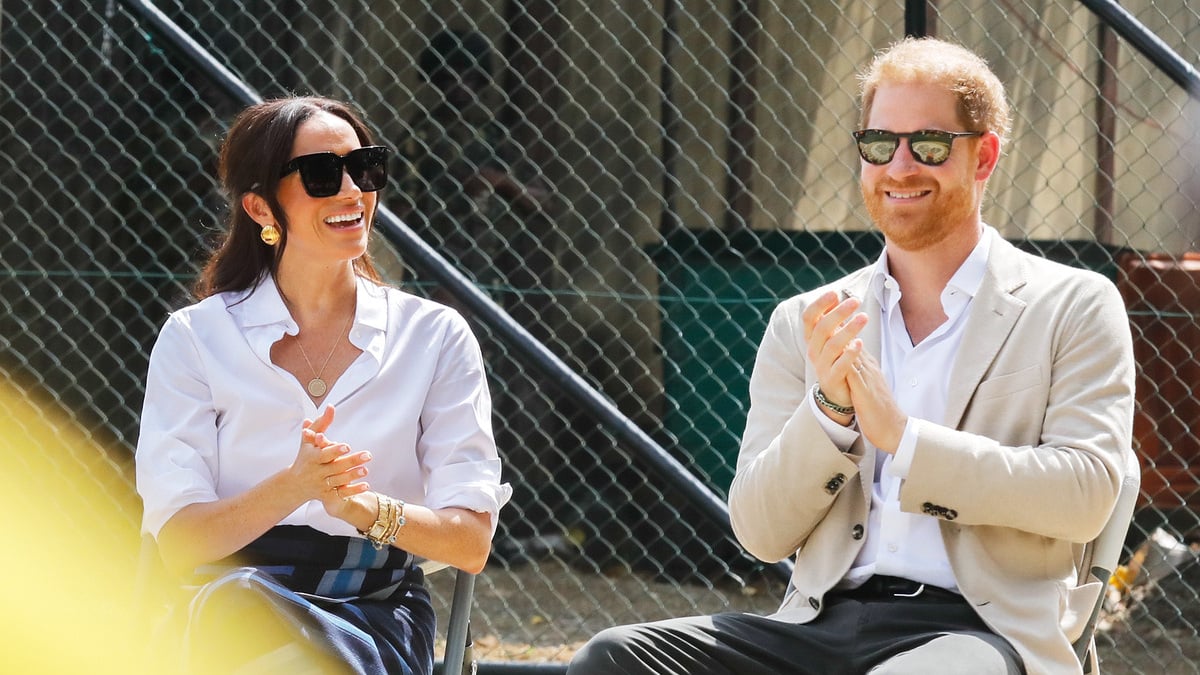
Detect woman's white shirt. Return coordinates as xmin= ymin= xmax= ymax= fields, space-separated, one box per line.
xmin=136 ymin=274 xmax=511 ymax=539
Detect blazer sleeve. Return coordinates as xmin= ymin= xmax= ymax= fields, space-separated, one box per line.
xmin=728 ymin=295 xmax=865 ymax=563
xmin=899 ymin=270 xmax=1135 ymax=543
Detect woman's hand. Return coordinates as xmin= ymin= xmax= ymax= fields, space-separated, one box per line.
xmin=157 ymin=406 xmax=374 ymax=574
xmin=289 ymin=405 xmax=373 ymax=517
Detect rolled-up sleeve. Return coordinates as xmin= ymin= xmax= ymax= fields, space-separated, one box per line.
xmin=418 ymin=312 xmax=512 ymax=532
xmin=135 ymin=314 xmax=221 ymax=538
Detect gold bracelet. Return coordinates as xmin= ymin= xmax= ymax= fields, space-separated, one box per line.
xmin=357 ymin=493 xmax=407 ymax=550
xmin=382 ymin=498 xmax=406 ymax=546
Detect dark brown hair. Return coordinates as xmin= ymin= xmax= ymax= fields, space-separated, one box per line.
xmin=194 ymin=96 xmax=381 ymax=299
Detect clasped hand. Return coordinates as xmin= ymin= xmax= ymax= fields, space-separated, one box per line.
xmin=802 ymin=291 xmax=906 ymax=453
xmin=290 ymin=405 xmax=373 ymax=519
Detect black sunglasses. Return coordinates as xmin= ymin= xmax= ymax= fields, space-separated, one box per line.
xmin=852 ymin=129 xmax=984 ymax=166
xmin=280 ymin=146 xmax=391 ymax=198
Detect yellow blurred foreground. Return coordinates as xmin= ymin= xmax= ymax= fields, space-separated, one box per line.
xmin=0 ymin=382 xmax=298 ymax=673
xmin=0 ymin=382 xmax=150 ymax=673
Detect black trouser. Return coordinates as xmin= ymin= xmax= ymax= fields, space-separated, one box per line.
xmin=568 ymin=578 xmax=1024 ymax=675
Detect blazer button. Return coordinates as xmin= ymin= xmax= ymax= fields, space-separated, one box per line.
xmin=945 ymin=509 xmax=958 ymax=521
xmin=922 ymin=502 xmax=936 ymax=515
xmin=824 ymin=473 xmax=846 ymax=494
xmin=852 ymin=524 xmax=864 ymax=540
xmin=808 ymin=596 xmax=820 ymax=610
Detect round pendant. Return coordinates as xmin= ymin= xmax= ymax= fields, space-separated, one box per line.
xmin=307 ymin=377 xmax=328 ymax=398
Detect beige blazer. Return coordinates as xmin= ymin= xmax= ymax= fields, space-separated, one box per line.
xmin=728 ymin=235 xmax=1135 ymax=675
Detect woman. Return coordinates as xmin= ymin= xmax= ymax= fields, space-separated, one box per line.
xmin=136 ymin=96 xmax=511 ymax=674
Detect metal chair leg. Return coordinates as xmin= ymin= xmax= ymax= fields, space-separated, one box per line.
xmin=442 ymin=569 xmax=477 ymax=675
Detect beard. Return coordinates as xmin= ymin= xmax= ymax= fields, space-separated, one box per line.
xmin=861 ymin=178 xmax=978 ymax=252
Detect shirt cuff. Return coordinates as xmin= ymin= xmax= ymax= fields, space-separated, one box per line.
xmin=808 ymin=388 xmax=859 ymax=452
xmin=887 ymin=417 xmax=921 ymax=478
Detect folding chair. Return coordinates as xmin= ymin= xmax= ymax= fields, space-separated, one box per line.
xmin=136 ymin=536 xmax=477 ymax=675
xmin=417 ymin=559 xmax=477 ymax=675
xmin=1072 ymin=452 xmax=1141 ymax=674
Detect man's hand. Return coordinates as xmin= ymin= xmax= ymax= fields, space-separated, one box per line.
xmin=845 ymin=352 xmax=908 ymax=453
xmin=803 ymin=291 xmax=867 ymax=424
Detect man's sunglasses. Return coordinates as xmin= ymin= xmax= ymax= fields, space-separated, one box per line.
xmin=852 ymin=129 xmax=984 ymax=166
xmin=280 ymin=146 xmax=391 ymax=198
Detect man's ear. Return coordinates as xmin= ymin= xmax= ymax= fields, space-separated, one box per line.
xmin=975 ymin=131 xmax=1002 ymax=182
xmin=241 ymin=191 xmax=276 ymax=228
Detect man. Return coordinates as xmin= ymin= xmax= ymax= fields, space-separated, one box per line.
xmin=568 ymin=37 xmax=1135 ymax=675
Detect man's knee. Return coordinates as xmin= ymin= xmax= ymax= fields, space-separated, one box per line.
xmin=567 ymin=625 xmax=643 ymax=675
xmin=868 ymin=633 xmax=1023 ymax=675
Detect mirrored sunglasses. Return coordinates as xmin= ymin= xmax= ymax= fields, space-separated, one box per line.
xmin=852 ymin=129 xmax=984 ymax=166
xmin=280 ymin=146 xmax=391 ymax=198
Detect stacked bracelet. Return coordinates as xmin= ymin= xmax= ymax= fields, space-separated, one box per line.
xmin=358 ymin=492 xmax=407 ymax=550
xmin=813 ymin=384 xmax=855 ymax=416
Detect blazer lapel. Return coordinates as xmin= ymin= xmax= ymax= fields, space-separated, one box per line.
xmin=943 ymin=238 xmax=1029 ymax=429
xmin=836 ymin=269 xmax=883 ymax=358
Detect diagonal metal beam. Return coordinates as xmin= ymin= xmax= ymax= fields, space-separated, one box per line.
xmin=1080 ymin=0 xmax=1200 ymax=98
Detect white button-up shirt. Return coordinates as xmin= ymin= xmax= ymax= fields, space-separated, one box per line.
xmin=136 ymin=274 xmax=512 ymax=539
xmin=814 ymin=226 xmax=994 ymax=592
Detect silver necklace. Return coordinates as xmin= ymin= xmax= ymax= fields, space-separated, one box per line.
xmin=295 ymin=309 xmax=354 ymax=398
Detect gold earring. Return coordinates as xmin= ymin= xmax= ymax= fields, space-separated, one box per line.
xmin=260 ymin=224 xmax=281 ymax=246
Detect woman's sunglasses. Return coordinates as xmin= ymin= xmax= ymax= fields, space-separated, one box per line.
xmin=280 ymin=146 xmax=391 ymax=198
xmin=852 ymin=129 xmax=984 ymax=166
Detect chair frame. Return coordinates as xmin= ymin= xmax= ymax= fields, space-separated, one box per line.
xmin=418 ymin=559 xmax=477 ymax=675
xmin=1071 ymin=452 xmax=1141 ymax=674
xmin=442 ymin=568 xmax=477 ymax=675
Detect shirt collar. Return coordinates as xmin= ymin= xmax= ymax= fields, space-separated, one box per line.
xmin=868 ymin=225 xmax=995 ymax=306
xmin=226 ymin=273 xmax=389 ymax=336
xmin=227 ymin=275 xmax=291 ymax=330
xmin=948 ymin=225 xmax=993 ymax=300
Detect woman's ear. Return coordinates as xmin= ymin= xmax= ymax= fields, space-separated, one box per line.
xmin=241 ymin=191 xmax=275 ymax=228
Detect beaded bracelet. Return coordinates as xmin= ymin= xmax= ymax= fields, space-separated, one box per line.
xmin=813 ymin=384 xmax=855 ymax=416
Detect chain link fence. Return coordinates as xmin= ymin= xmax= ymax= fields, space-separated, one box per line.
xmin=2 ymin=0 xmax=1199 ymax=671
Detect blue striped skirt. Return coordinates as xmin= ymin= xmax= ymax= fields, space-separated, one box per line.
xmin=182 ymin=525 xmax=434 ymax=674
